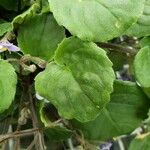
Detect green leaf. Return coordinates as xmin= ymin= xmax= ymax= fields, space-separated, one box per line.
xmin=41 ymin=0 xmax=50 ymax=13
xmin=0 ymin=20 xmax=12 ymax=36
xmin=134 ymin=47 xmax=150 ymax=87
xmin=126 ymin=0 xmax=150 ymax=37
xmin=44 ymin=126 xmax=72 ymax=141
xmin=49 ymin=0 xmax=145 ymax=42
xmin=39 ymin=102 xmax=54 ymax=127
xmin=71 ymin=80 xmax=150 ymax=140
xmin=35 ymin=37 xmax=115 ymax=122
xmin=134 ymin=46 xmax=150 ymax=97
xmin=17 ymin=13 xmax=65 ymax=61
xmin=12 ymin=2 xmax=40 ymax=29
xmin=140 ymin=37 xmax=150 ymax=48
xmin=0 ymin=59 xmax=17 ymax=113
xmin=39 ymin=102 xmax=72 ymax=140
xmin=129 ymin=133 xmax=150 ymax=150
xmin=0 ymin=0 xmax=18 ymax=11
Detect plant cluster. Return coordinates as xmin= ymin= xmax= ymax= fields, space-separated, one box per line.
xmin=0 ymin=0 xmax=150 ymax=149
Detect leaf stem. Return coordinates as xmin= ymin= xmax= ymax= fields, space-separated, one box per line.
xmin=0 ymin=128 xmax=40 ymax=143
xmin=28 ymin=87 xmax=46 ymax=150
xmin=97 ymin=42 xmax=137 ymax=55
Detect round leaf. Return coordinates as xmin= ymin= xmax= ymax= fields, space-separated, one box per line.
xmin=134 ymin=47 xmax=150 ymax=87
xmin=49 ymin=0 xmax=145 ymax=42
xmin=126 ymin=0 xmax=150 ymax=37
xmin=17 ymin=13 xmax=65 ymax=61
xmin=134 ymin=46 xmax=150 ymax=97
xmin=72 ymin=80 xmax=150 ymax=140
xmin=35 ymin=37 xmax=115 ymax=122
xmin=0 ymin=59 xmax=17 ymax=113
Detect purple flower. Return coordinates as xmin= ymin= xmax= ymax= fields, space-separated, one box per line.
xmin=100 ymin=142 xmax=113 ymax=150
xmin=0 ymin=40 xmax=20 ymax=53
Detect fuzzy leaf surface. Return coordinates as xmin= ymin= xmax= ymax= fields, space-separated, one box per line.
xmin=0 ymin=60 xmax=17 ymax=113
xmin=49 ymin=0 xmax=145 ymax=42
xmin=71 ymin=80 xmax=150 ymax=140
xmin=35 ymin=37 xmax=115 ymax=122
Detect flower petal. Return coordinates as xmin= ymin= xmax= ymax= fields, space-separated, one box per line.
xmin=0 ymin=40 xmax=20 ymax=52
